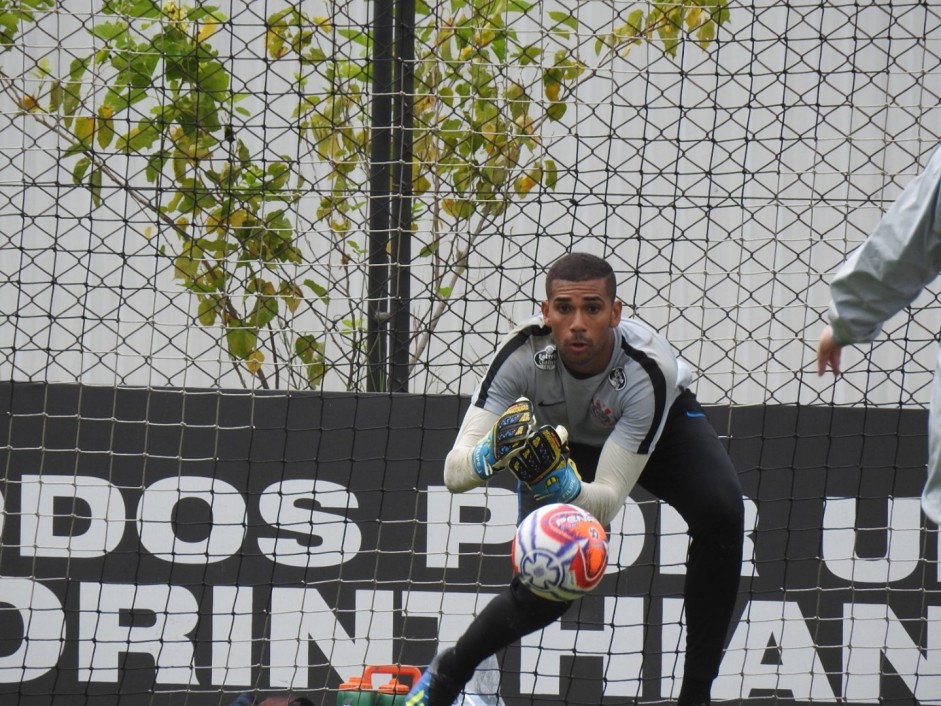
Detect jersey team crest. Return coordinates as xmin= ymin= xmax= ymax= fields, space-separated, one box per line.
xmin=589 ymin=398 xmax=616 ymax=427
xmin=608 ymin=367 xmax=626 ymax=390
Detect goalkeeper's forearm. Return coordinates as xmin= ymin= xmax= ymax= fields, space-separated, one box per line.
xmin=443 ymin=406 xmax=501 ymax=492
xmin=570 ymin=442 xmax=648 ymax=526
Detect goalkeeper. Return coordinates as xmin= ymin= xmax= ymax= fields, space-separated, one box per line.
xmin=407 ymin=252 xmax=744 ymax=706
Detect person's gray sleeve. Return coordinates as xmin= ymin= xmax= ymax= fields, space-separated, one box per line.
xmin=829 ymin=145 xmax=941 ymax=345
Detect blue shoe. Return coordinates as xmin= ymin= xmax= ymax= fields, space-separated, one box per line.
xmin=404 ymin=666 xmax=435 ymax=706
xmin=405 ymin=649 xmax=462 ymax=706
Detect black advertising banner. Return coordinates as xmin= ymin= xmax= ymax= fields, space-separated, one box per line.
xmin=0 ymin=383 xmax=938 ymax=705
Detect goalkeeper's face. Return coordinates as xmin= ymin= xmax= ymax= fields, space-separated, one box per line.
xmin=541 ymin=277 xmax=622 ymax=377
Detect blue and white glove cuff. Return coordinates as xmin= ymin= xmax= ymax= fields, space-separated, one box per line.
xmin=471 ymin=439 xmax=495 ymax=480
xmin=554 ymin=470 xmax=582 ymax=503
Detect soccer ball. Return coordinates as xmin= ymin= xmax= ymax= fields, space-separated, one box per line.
xmin=511 ymin=503 xmax=608 ymax=601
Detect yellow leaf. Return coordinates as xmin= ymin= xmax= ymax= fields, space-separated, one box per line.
xmin=19 ymin=94 xmax=40 ymax=112
xmin=98 ymin=105 xmax=114 ymax=119
xmin=266 ymin=30 xmax=287 ymax=59
xmin=514 ymin=175 xmax=537 ymax=196
xmin=229 ymin=210 xmax=248 ymax=228
xmin=442 ymin=198 xmax=460 ymax=218
xmin=506 ymin=82 xmax=525 ymax=101
xmin=515 ymin=114 xmax=534 ymax=134
xmin=74 ymin=116 xmax=95 ymax=144
xmin=163 ymin=1 xmax=186 ymax=24
xmin=442 ymin=198 xmax=474 ymax=219
xmin=414 ymin=95 xmax=436 ymax=115
xmin=474 ymin=30 xmax=495 ymax=47
xmin=197 ymin=21 xmax=220 ymax=42
xmin=545 ymin=82 xmax=561 ymax=102
xmin=205 ymin=213 xmax=223 ymax=234
xmin=162 ymin=0 xmax=181 ymax=21
xmin=185 ymin=142 xmax=213 ymax=161
xmin=413 ymin=174 xmax=431 ymax=195
xmin=246 ymin=350 xmax=265 ymax=375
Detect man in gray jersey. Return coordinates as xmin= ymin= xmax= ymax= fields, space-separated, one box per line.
xmin=407 ymin=252 xmax=744 ymax=706
xmin=816 ymin=144 xmax=941 ymax=525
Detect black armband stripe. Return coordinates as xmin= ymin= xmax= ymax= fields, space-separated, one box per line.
xmin=620 ymin=339 xmax=667 ymax=454
xmin=476 ymin=324 xmax=549 ymax=408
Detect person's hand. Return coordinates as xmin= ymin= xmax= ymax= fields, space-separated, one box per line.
xmin=816 ymin=325 xmax=843 ymax=377
xmin=507 ymin=425 xmax=582 ymax=504
xmin=471 ymin=398 xmax=536 ymax=480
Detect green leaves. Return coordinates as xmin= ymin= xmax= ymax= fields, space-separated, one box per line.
xmin=90 ymin=20 xmax=128 ymax=43
xmin=11 ymin=0 xmax=730 ymax=391
xmin=226 ymin=321 xmax=258 ymax=361
xmin=0 ymin=0 xmax=55 ymax=51
xmin=599 ymin=0 xmax=730 ymax=59
xmin=295 ymin=334 xmax=326 ymax=387
xmin=55 ymin=2 xmax=313 ymax=386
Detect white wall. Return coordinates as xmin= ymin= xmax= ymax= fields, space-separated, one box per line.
xmin=1 ymin=0 xmax=939 ymax=407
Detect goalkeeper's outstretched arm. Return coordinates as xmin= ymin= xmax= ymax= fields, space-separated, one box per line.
xmin=445 ymin=399 xmax=536 ymax=491
xmin=443 ymin=405 xmax=502 ymax=492
xmin=573 ymin=441 xmax=648 ymax=526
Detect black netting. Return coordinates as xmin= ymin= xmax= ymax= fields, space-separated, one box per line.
xmin=2 ymin=5 xmax=941 ymax=703
xmin=0 ymin=0 xmax=937 ymax=405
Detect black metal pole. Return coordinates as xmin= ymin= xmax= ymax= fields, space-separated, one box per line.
xmin=367 ymin=0 xmax=394 ymax=392
xmin=389 ymin=0 xmax=415 ymax=392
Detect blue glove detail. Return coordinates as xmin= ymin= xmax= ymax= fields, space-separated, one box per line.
xmin=471 ymin=398 xmax=536 ymax=480
xmin=528 ymin=460 xmax=582 ymax=504
xmin=471 ymin=435 xmax=497 ymax=479
xmin=506 ymin=424 xmax=582 ymax=503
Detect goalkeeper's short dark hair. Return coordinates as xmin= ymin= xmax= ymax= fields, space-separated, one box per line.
xmin=546 ymin=252 xmax=617 ymax=301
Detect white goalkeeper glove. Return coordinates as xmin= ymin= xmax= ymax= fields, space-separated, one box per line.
xmin=471 ymin=398 xmax=536 ymax=480
xmin=506 ymin=424 xmax=582 ymax=504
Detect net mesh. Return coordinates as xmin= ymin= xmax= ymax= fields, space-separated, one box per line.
xmin=1 ymin=1 xmax=940 ymax=705
xmin=0 ymin=0 xmax=937 ymax=403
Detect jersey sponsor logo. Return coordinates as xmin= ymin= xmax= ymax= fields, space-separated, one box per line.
xmin=608 ymin=366 xmax=627 ymax=390
xmin=589 ymin=398 xmax=617 ymax=428
xmin=534 ymin=346 xmax=557 ymax=370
